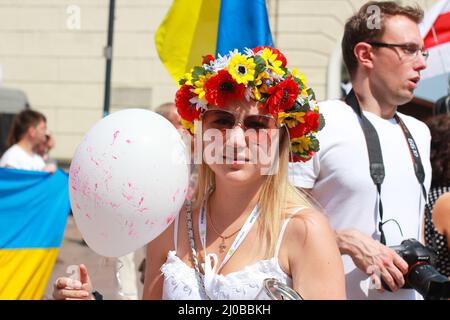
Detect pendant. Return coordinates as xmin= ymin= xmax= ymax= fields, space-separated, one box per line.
xmin=219 ymin=238 xmax=227 ymax=253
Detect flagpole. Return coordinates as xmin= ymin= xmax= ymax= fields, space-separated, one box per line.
xmin=103 ymin=0 xmax=115 ymax=118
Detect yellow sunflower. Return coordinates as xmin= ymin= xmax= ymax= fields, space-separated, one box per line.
xmin=291 ymin=136 xmax=311 ymax=154
xmin=292 ymin=68 xmax=308 ymax=95
xmin=227 ymin=54 xmax=256 ymax=85
xmin=193 ymin=73 xmax=212 ymax=102
xmin=277 ymin=112 xmax=306 ymax=128
xmin=261 ymin=48 xmax=285 ymax=75
xmin=182 ymin=69 xmax=194 ymax=86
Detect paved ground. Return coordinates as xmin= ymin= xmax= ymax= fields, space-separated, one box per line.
xmin=43 ymin=215 xmax=144 ymax=300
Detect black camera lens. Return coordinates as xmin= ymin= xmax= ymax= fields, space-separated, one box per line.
xmin=381 ymin=239 xmax=450 ymax=299
xmin=407 ymin=264 xmax=450 ymax=300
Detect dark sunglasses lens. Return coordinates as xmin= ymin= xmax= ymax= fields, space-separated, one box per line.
xmin=204 ymin=110 xmax=235 ymax=130
xmin=244 ymin=115 xmax=276 ymax=130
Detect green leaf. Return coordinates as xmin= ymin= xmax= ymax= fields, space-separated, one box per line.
xmin=306 ymin=88 xmax=316 ymax=100
xmin=254 ymin=55 xmax=266 ymax=75
xmin=318 ymin=113 xmax=326 ymax=131
xmin=191 ymin=66 xmax=205 ymax=82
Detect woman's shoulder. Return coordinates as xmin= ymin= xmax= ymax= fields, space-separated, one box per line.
xmin=284 ymin=207 xmax=334 ymax=246
xmin=432 ymin=192 xmax=450 ymax=234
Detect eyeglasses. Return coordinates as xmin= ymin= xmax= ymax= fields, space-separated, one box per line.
xmin=367 ymin=42 xmax=429 ymax=61
xmin=202 ymin=109 xmax=278 ymax=132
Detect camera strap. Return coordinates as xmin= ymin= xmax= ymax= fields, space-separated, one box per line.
xmin=345 ymin=89 xmax=427 ymax=245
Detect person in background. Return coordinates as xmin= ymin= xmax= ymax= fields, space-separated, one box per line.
xmin=0 ymin=109 xmax=56 ymax=172
xmin=36 ymin=132 xmax=57 ymax=168
xmin=154 ymin=102 xmax=182 ymax=129
xmin=424 ymin=114 xmax=450 ymax=278
xmin=289 ymin=1 xmax=431 ymax=299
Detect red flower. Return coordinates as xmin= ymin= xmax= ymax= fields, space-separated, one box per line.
xmin=266 ymin=77 xmax=299 ymax=116
xmin=175 ymin=84 xmax=201 ymax=122
xmin=252 ymin=46 xmax=287 ymax=67
xmin=291 ymin=153 xmax=314 ymax=163
xmin=202 ymin=54 xmax=215 ymax=65
xmin=204 ymin=70 xmax=246 ymax=107
xmin=288 ymin=111 xmax=320 ymax=139
xmin=288 ymin=123 xmax=309 ymax=139
xmin=304 ymin=110 xmax=320 ymax=132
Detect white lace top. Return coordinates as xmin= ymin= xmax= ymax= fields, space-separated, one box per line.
xmin=160 ymin=209 xmax=305 ymax=300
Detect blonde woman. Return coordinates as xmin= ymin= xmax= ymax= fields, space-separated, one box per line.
xmin=53 ymin=47 xmax=345 ymax=300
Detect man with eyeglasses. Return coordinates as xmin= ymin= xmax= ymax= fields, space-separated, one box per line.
xmin=290 ymin=1 xmax=431 ymax=300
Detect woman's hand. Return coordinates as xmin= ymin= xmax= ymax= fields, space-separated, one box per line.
xmin=52 ymin=264 xmax=95 ymax=300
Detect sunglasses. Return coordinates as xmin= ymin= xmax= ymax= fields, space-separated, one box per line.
xmin=202 ymin=109 xmax=278 ymax=132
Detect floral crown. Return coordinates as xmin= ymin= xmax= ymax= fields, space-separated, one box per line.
xmin=175 ymin=46 xmax=325 ymax=162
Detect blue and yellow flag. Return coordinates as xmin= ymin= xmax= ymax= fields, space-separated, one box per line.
xmin=0 ymin=168 xmax=70 ymax=300
xmin=155 ymin=0 xmax=274 ymax=82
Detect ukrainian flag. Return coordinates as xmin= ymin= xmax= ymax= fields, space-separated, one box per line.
xmin=0 ymin=168 xmax=70 ymax=300
xmin=155 ymin=0 xmax=274 ymax=82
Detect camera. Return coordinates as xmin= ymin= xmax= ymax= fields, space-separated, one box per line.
xmin=381 ymin=238 xmax=450 ymax=300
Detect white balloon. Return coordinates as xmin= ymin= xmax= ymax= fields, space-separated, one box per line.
xmin=69 ymin=109 xmax=189 ymax=257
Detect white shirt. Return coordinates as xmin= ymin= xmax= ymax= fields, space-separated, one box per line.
xmin=289 ymin=100 xmax=432 ymax=300
xmin=0 ymin=144 xmax=46 ymax=171
xmin=160 ymin=210 xmax=306 ymax=300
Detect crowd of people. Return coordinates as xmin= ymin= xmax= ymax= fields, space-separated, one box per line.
xmin=1 ymin=1 xmax=449 ymax=301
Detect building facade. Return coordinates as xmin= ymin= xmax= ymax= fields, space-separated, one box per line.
xmin=0 ymin=0 xmax=438 ymax=160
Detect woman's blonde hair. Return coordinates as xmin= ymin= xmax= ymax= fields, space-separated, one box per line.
xmin=193 ymin=127 xmax=313 ymax=256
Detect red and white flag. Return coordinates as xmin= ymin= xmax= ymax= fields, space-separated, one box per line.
xmin=420 ymin=0 xmax=450 ymax=79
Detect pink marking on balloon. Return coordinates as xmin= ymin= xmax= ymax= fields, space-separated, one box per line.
xmin=144 ymin=219 xmax=152 ymax=225
xmin=112 ymin=155 xmax=118 ymax=160
xmin=104 ymin=171 xmax=112 ymax=192
xmin=109 ymin=202 xmax=119 ymax=209
xmin=172 ymin=189 xmax=180 ymax=202
xmin=138 ymin=196 xmax=144 ymax=206
xmin=86 ymin=146 xmax=93 ymax=153
xmin=126 ymin=139 xmax=132 ymax=144
xmin=128 ymin=182 xmax=133 ymax=188
xmin=75 ymin=203 xmax=81 ymax=210
xmin=166 ymin=215 xmax=176 ymax=225
xmin=69 ymin=165 xmax=81 ymax=192
xmin=85 ymin=213 xmax=92 ymax=220
xmin=138 ymin=207 xmax=149 ymax=213
xmin=81 ymin=180 xmax=91 ymax=198
xmin=94 ymin=183 xmax=98 ymax=190
xmin=93 ymin=192 xmax=104 ymax=207
xmin=90 ymin=156 xmax=100 ymax=166
xmin=111 ymin=130 xmax=120 ymax=146
xmin=122 ymin=192 xmax=133 ymax=201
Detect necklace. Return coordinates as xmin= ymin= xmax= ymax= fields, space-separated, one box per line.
xmin=207 ymin=209 xmax=242 ymax=253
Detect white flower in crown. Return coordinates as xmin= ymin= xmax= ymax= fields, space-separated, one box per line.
xmin=243 ymin=47 xmax=256 ymax=58
xmin=211 ymin=53 xmax=230 ymax=71
xmin=189 ymin=95 xmax=207 ymax=111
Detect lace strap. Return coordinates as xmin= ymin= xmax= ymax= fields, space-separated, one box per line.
xmin=274 ymin=206 xmax=308 ymax=258
xmin=185 ymin=201 xmax=210 ymax=300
